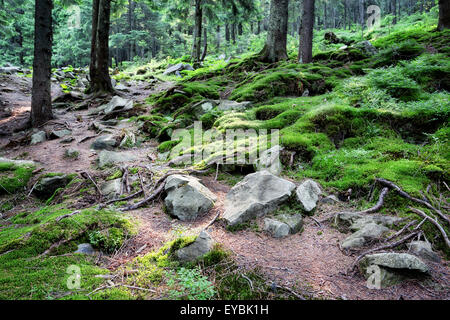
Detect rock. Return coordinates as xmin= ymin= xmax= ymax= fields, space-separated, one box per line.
xmin=64 ymin=148 xmax=80 ymax=159
xmin=407 ymin=241 xmax=440 ymax=263
xmin=223 ymin=171 xmax=296 ymax=226
xmin=320 ymin=195 xmax=340 ymax=204
xmin=255 ymin=145 xmax=282 ymax=176
xmin=359 ymin=253 xmax=429 ymax=288
xmin=264 ymin=214 xmax=303 ymax=238
xmin=49 ymin=129 xmax=72 ymax=140
xmin=34 ymin=174 xmax=72 ymax=199
xmin=103 ymin=96 xmax=133 ymax=115
xmin=60 ymin=137 xmax=75 ymax=144
xmin=215 ymin=100 xmax=252 ymax=111
xmin=91 ymin=135 xmax=117 ymax=151
xmin=341 ymin=223 xmax=389 ymax=249
xmin=30 ymin=131 xmax=46 ymax=145
xmin=0 ymin=66 xmax=21 ymax=74
xmin=354 ymin=40 xmax=378 ymax=56
xmin=295 ymin=179 xmax=321 ymax=213
xmin=192 ymin=100 xmax=216 ymax=118
xmin=114 ymin=83 xmax=129 ymax=91
xmin=264 ymin=218 xmax=291 ymax=238
xmin=164 ymin=175 xmax=217 ymax=221
xmin=98 ymin=150 xmax=138 ymax=168
xmin=335 ymin=212 xmax=402 ymax=231
xmin=175 ymin=230 xmax=215 ymax=262
xmin=163 ymin=63 xmax=195 ymax=76
xmin=100 ymin=179 xmax=122 ymax=200
xmin=0 ymin=157 xmax=35 ymax=167
xmin=324 ymin=31 xmax=341 ymax=44
xmin=74 ymin=243 xmax=96 ymax=255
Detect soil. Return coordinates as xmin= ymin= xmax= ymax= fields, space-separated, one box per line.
xmin=1 ymin=73 xmax=449 ymax=300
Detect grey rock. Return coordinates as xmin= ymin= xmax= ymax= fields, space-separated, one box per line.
xmin=50 ymin=129 xmax=72 ymax=139
xmin=74 ymin=243 xmax=96 ymax=255
xmin=264 ymin=218 xmax=291 ymax=238
xmin=341 ymin=223 xmax=389 ymax=249
xmin=335 ymin=212 xmax=402 ymax=231
xmin=30 ymin=131 xmax=46 ymax=145
xmin=91 ymin=135 xmax=117 ymax=151
xmin=100 ymin=178 xmax=122 ymax=200
xmin=98 ymin=150 xmax=138 ymax=168
xmin=0 ymin=66 xmax=21 ymax=74
xmin=223 ymin=171 xmax=296 ymax=226
xmin=354 ymin=40 xmax=378 ymax=56
xmin=359 ymin=253 xmax=429 ymax=275
xmin=295 ymin=179 xmax=322 ymax=213
xmin=277 ymin=213 xmax=304 ymax=234
xmin=164 ymin=175 xmax=217 ymax=221
xmin=192 ymin=100 xmax=216 ymax=119
xmin=34 ymin=174 xmax=72 ymax=199
xmin=320 ymin=195 xmax=340 ymax=204
xmin=408 ymin=241 xmax=440 ymax=263
xmin=215 ymin=100 xmax=252 ymax=111
xmin=163 ymin=63 xmax=195 ymax=76
xmin=114 ymin=83 xmax=129 ymax=91
xmin=255 ymin=145 xmax=283 ymax=176
xmin=0 ymin=157 xmax=35 ymax=167
xmin=103 ymin=96 xmax=133 ymax=115
xmin=175 ymin=230 xmax=214 ymax=262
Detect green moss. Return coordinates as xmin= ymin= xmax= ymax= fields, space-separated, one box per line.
xmin=157 ymin=140 xmax=181 ymax=153
xmin=0 ymin=161 xmax=35 ymax=194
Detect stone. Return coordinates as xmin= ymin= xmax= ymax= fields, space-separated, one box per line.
xmin=335 ymin=212 xmax=402 ymax=231
xmin=354 ymin=40 xmax=378 ymax=56
xmin=175 ymin=230 xmax=214 ymax=262
xmin=223 ymin=170 xmax=296 ymax=226
xmin=114 ymin=83 xmax=129 ymax=91
xmin=33 ymin=174 xmax=72 ymax=199
xmin=361 ymin=253 xmax=430 ymax=272
xmin=163 ymin=63 xmax=195 ymax=76
xmin=103 ymin=96 xmax=133 ymax=115
xmin=264 ymin=214 xmax=303 ymax=238
xmin=320 ymin=195 xmax=340 ymax=204
xmin=255 ymin=145 xmax=283 ymax=176
xmin=341 ymin=223 xmax=389 ymax=249
xmin=30 ymin=131 xmax=46 ymax=145
xmin=407 ymin=241 xmax=440 ymax=263
xmin=192 ymin=100 xmax=216 ymax=118
xmin=164 ymin=175 xmax=217 ymax=221
xmin=264 ymin=218 xmax=291 ymax=238
xmin=98 ymin=150 xmax=137 ymax=168
xmin=49 ymin=129 xmax=72 ymax=139
xmin=74 ymin=243 xmax=96 ymax=255
xmin=0 ymin=157 xmax=35 ymax=167
xmin=295 ymin=179 xmax=322 ymax=213
xmin=215 ymin=100 xmax=252 ymax=111
xmin=0 ymin=66 xmax=21 ymax=74
xmin=100 ymin=179 xmax=122 ymax=200
xmin=64 ymin=148 xmax=80 ymax=159
xmin=91 ymin=135 xmax=117 ymax=151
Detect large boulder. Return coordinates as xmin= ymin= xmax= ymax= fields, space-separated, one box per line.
xmin=30 ymin=131 xmax=46 ymax=145
xmin=89 ymin=96 xmax=133 ymax=116
xmin=164 ymin=175 xmax=217 ymax=221
xmin=255 ymin=145 xmax=282 ymax=176
xmin=359 ymin=253 xmax=429 ymax=288
xmin=223 ymin=171 xmax=296 ymax=226
xmin=295 ymin=179 xmax=322 ymax=213
xmin=407 ymin=241 xmax=440 ymax=263
xmin=49 ymin=129 xmax=72 ymax=140
xmin=175 ymin=230 xmax=215 ymax=262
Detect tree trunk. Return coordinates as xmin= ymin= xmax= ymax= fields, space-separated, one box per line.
xmin=231 ymin=23 xmax=236 ymax=44
xmin=128 ymin=0 xmax=135 ymax=61
xmin=216 ymin=25 xmax=221 ymax=50
xmin=393 ymin=0 xmax=397 ymax=24
xmin=438 ymin=0 xmax=450 ymax=30
xmin=201 ymin=22 xmax=208 ymax=61
xmin=89 ymin=0 xmax=113 ymax=93
xmin=31 ymin=0 xmax=53 ymax=127
xmin=192 ymin=0 xmax=203 ymax=63
xmin=225 ymin=23 xmax=230 ymax=42
xmin=259 ymin=0 xmax=289 ymax=63
xmin=298 ymin=0 xmax=314 ymax=63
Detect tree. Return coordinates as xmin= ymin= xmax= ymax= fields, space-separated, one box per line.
xmin=259 ymin=0 xmax=289 ymax=62
xmin=298 ymin=0 xmax=314 ymax=63
xmin=438 ymin=0 xmax=450 ymax=30
xmin=192 ymin=0 xmax=203 ymax=64
xmin=30 ymin=0 xmax=53 ymax=127
xmin=89 ymin=0 xmax=113 ymax=93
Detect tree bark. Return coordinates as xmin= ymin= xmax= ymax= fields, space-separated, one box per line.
xmin=259 ymin=0 xmax=289 ymax=63
xmin=89 ymin=0 xmax=113 ymax=93
xmin=298 ymin=0 xmax=314 ymax=63
xmin=201 ymin=22 xmax=208 ymax=61
xmin=192 ymin=0 xmax=203 ymax=63
xmin=31 ymin=0 xmax=53 ymax=127
xmin=438 ymin=0 xmax=450 ymax=30
xmin=225 ymin=23 xmax=230 ymax=42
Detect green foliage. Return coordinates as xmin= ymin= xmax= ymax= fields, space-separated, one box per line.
xmin=166 ymin=267 xmax=216 ymax=300
xmin=88 ymin=227 xmax=125 ymax=254
xmin=0 ymin=161 xmax=35 ymax=194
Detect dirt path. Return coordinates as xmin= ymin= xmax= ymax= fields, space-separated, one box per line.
xmin=1 ymin=73 xmax=448 ymax=300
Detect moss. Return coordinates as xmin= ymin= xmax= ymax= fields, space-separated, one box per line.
xmin=157 ymin=140 xmax=181 ymax=153
xmin=0 ymin=161 xmax=35 ymax=194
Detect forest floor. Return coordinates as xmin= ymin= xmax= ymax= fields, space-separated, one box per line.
xmin=1 ymin=71 xmax=448 ymax=300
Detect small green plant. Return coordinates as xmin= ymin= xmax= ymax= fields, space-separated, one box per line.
xmin=89 ymin=228 xmax=125 ymax=253
xmin=165 ymin=267 xmax=216 ymax=300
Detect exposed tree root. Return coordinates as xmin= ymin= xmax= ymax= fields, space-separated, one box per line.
xmin=409 ymin=207 xmax=450 ymax=249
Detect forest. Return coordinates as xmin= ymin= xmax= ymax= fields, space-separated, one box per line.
xmin=0 ymin=0 xmax=449 ymax=302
